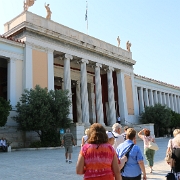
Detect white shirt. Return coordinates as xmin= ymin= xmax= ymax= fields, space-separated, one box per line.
xmin=112 ymin=131 xmax=124 ymax=150
xmin=0 ymin=139 xmax=7 ymax=146
xmin=83 ymin=135 xmax=88 ymax=144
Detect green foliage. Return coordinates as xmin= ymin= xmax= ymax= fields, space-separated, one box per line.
xmin=140 ymin=104 xmax=172 ymax=137
xmin=170 ymin=110 xmax=180 ymax=128
xmin=0 ymin=97 xmax=12 ymax=127
xmin=13 ymin=85 xmax=71 ymax=146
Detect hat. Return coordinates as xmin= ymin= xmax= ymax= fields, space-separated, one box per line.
xmin=106 ymin=131 xmax=117 ymax=139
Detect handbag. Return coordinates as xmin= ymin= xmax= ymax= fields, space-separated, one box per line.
xmin=165 ymin=169 xmax=176 ymax=180
xmin=148 ymin=141 xmax=159 ymax=151
xmin=165 ymin=139 xmax=172 ymax=163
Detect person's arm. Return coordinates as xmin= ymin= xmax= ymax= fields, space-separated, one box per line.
xmin=112 ymin=154 xmax=121 ymax=180
xmin=81 ymin=137 xmax=85 ymax=147
xmin=138 ymin=129 xmax=144 ymax=140
xmin=119 ymin=156 xmax=127 ymax=170
xmin=138 ymin=160 xmax=147 ymax=180
xmin=76 ymin=154 xmax=85 ymax=175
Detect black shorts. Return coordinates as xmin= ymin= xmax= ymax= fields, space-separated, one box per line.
xmin=122 ymin=174 xmax=141 ymax=180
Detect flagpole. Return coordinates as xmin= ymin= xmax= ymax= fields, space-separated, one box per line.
xmin=85 ymin=1 xmax=88 ymax=35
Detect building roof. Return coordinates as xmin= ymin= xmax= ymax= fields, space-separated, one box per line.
xmin=0 ymin=35 xmax=24 ymax=44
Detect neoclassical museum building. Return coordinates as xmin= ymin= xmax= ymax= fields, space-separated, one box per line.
xmin=1 ymin=11 xmax=180 ymax=147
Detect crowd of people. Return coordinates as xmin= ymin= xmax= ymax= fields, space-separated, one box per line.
xmin=60 ymin=123 xmax=180 ymax=180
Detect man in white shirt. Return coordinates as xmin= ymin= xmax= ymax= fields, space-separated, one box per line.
xmin=112 ymin=123 xmax=124 ymax=150
xmin=0 ymin=137 xmax=7 ymax=152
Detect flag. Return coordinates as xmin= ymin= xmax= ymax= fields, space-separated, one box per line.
xmin=85 ymin=1 xmax=88 ymax=21
xmin=85 ymin=9 xmax=87 ymax=21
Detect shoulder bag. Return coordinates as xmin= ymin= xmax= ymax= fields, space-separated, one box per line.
xmin=121 ymin=144 xmax=134 ymax=173
xmin=148 ymin=141 xmax=159 ymax=151
xmin=165 ymin=139 xmax=172 ymax=163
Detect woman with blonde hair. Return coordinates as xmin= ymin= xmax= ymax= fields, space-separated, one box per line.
xmin=167 ymin=129 xmax=180 ymax=152
xmin=138 ymin=128 xmax=155 ymax=173
xmin=81 ymin=128 xmax=89 ymax=147
xmin=76 ymin=123 xmax=121 ymax=180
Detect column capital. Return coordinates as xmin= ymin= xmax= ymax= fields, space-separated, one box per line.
xmin=108 ymin=66 xmax=114 ymax=71
xmin=81 ymin=58 xmax=89 ymax=64
xmin=46 ymin=48 xmax=54 ymax=53
xmin=95 ymin=63 xmax=102 ymax=68
xmin=65 ymin=54 xmax=73 ymax=60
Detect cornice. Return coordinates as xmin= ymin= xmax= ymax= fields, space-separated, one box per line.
xmin=4 ymin=20 xmax=136 ymax=66
xmin=134 ymin=74 xmax=180 ymax=90
xmin=0 ymin=36 xmax=25 ymax=47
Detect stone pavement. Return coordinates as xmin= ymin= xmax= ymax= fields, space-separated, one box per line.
xmin=0 ymin=138 xmax=171 ymax=180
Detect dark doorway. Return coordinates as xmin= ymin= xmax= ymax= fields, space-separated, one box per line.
xmin=0 ymin=58 xmax=7 ymax=100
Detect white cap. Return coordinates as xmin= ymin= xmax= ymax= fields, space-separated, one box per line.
xmin=106 ymin=131 xmax=117 ymax=139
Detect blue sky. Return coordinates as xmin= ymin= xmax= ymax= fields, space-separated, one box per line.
xmin=1 ymin=0 xmax=180 ymax=86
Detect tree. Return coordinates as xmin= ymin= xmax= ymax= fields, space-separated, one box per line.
xmin=140 ymin=104 xmax=172 ymax=137
xmin=0 ymin=97 xmax=12 ymax=127
xmin=13 ymin=85 xmax=71 ymax=146
xmin=170 ymin=110 xmax=180 ymax=128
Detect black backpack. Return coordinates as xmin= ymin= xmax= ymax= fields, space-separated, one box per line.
xmin=165 ymin=170 xmax=176 ymax=180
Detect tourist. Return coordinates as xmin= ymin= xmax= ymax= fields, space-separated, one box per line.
xmin=0 ymin=137 xmax=7 ymax=152
xmin=121 ymin=126 xmax=129 ymax=141
xmin=138 ymin=128 xmax=155 ymax=173
xmin=76 ymin=123 xmax=121 ymax=180
xmin=166 ymin=129 xmax=180 ymax=153
xmin=61 ymin=128 xmax=75 ymax=164
xmin=117 ymin=128 xmax=147 ymax=180
xmin=171 ymin=133 xmax=180 ymax=179
xmin=117 ymin=116 xmax=121 ymax=124
xmin=112 ymin=123 xmax=124 ymax=150
xmin=106 ymin=131 xmax=117 ymax=146
xmin=81 ymin=128 xmax=89 ymax=147
xmin=165 ymin=129 xmax=180 ymax=165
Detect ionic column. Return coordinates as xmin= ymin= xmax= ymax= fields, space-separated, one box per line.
xmin=144 ymin=88 xmax=149 ymax=107
xmin=76 ymin=81 xmax=82 ymax=123
xmin=162 ymin=92 xmax=167 ymax=106
xmin=158 ymin=92 xmax=162 ymax=105
xmin=166 ymin=93 xmax=171 ymax=108
xmin=47 ymin=49 xmax=54 ymax=91
xmin=177 ymin=96 xmax=180 ymax=113
xmin=149 ymin=89 xmax=154 ymax=106
xmin=174 ymin=95 xmax=178 ymax=113
xmin=138 ymin=87 xmax=144 ymax=113
xmin=170 ymin=94 xmax=174 ymax=111
xmin=80 ymin=59 xmax=90 ymax=125
xmin=116 ymin=70 xmax=128 ymax=124
xmin=107 ymin=66 xmax=116 ymax=125
xmin=63 ymin=54 xmax=73 ymax=120
xmin=95 ymin=63 xmax=104 ymax=125
xmin=7 ymin=58 xmax=16 ymax=108
xmin=153 ymin=90 xmax=158 ymax=105
xmin=88 ymin=83 xmax=96 ymax=124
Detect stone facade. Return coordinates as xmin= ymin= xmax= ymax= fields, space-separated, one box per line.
xmin=0 ymin=11 xmax=180 ymax=147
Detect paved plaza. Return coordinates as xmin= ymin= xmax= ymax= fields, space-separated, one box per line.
xmin=0 ymin=138 xmax=171 ymax=180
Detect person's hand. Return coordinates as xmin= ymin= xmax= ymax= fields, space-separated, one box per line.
xmin=142 ymin=175 xmax=147 ymax=180
xmin=121 ymin=156 xmax=127 ymax=162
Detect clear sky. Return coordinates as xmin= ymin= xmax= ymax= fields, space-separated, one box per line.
xmin=0 ymin=0 xmax=180 ymax=86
